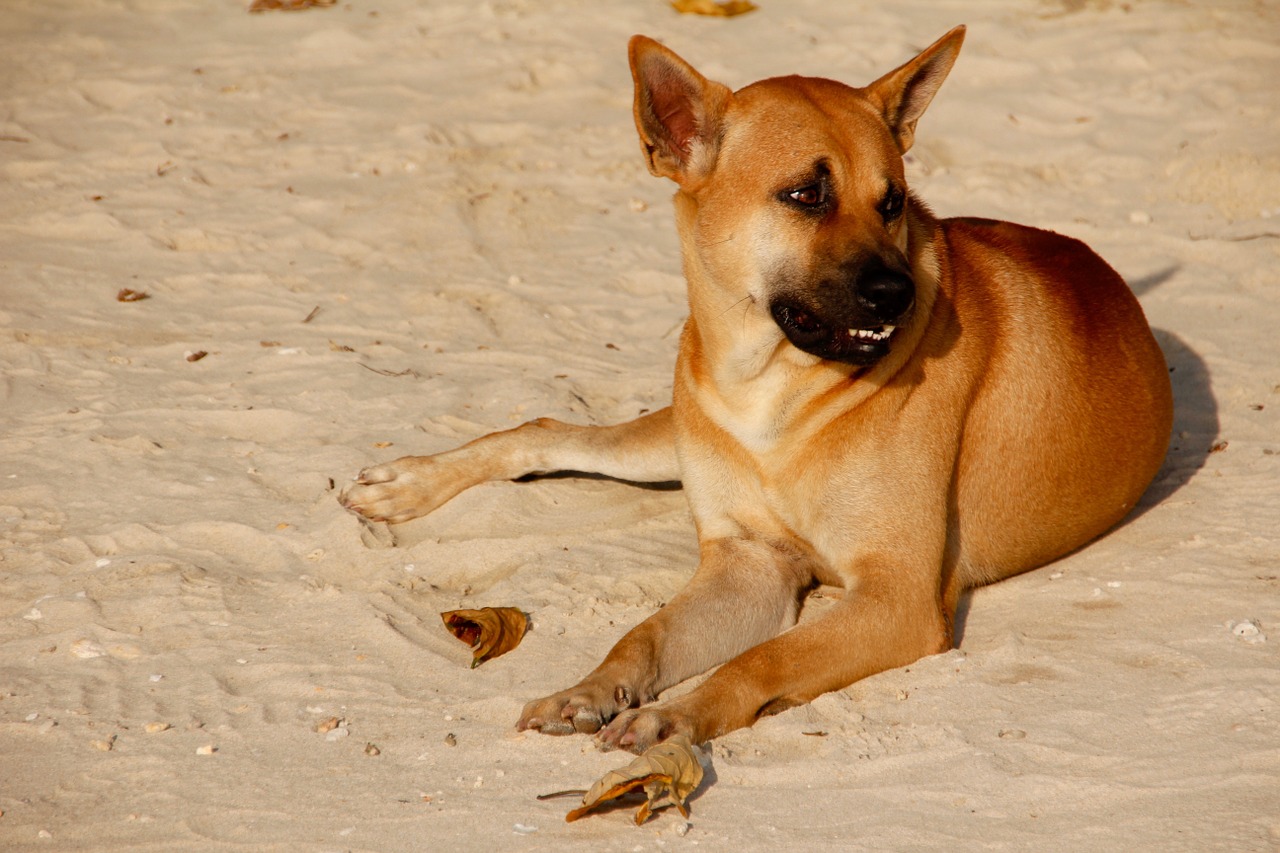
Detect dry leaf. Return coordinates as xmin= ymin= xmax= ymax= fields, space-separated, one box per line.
xmin=564 ymin=735 xmax=705 ymax=825
xmin=359 ymin=363 xmax=418 ymax=378
xmin=671 ymin=0 xmax=757 ymax=17
xmin=117 ymin=288 xmax=149 ymax=302
xmin=248 ymin=0 xmax=335 ymax=12
xmin=440 ymin=607 xmax=528 ymax=668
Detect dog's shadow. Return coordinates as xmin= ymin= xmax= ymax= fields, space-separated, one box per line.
xmin=954 ymin=265 xmax=1219 ymax=644
xmin=1125 ymin=265 xmax=1220 ymax=514
xmin=1135 ymin=326 xmax=1219 ymax=510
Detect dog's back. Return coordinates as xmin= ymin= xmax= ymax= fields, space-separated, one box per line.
xmin=936 ymin=218 xmax=1172 ymax=586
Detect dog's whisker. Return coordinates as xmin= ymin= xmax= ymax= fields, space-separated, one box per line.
xmin=717 ymin=294 xmax=754 ymax=320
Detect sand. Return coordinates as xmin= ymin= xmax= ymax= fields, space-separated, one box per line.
xmin=1 ymin=0 xmax=1278 ymax=850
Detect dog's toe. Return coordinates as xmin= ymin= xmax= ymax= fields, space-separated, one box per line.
xmin=517 ymin=688 xmax=616 ymax=736
xmin=336 ymin=459 xmax=435 ymax=523
xmin=597 ymin=706 xmax=690 ymax=754
xmin=354 ymin=464 xmax=396 ymax=486
xmin=337 ymin=455 xmax=478 ymax=524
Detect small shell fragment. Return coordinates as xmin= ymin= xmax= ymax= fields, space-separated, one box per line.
xmin=1230 ymin=619 xmax=1266 ymax=644
xmin=70 ymin=639 xmax=107 ymax=659
xmin=145 ymin=722 xmax=171 ymax=734
xmin=364 ymin=743 xmax=381 ymax=756
xmin=313 ymin=716 xmax=342 ymax=733
xmin=195 ymin=744 xmax=217 ymax=755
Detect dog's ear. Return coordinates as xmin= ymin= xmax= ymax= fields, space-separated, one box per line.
xmin=865 ymin=25 xmax=965 ymax=154
xmin=629 ymin=35 xmax=732 ymax=186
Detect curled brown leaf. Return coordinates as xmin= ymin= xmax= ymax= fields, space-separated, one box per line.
xmin=440 ymin=607 xmax=528 ymax=668
xmin=564 ymin=735 xmax=705 ymax=825
xmin=117 ymin=288 xmax=150 ymax=302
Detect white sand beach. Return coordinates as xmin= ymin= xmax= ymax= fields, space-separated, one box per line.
xmin=1 ymin=0 xmax=1278 ymax=849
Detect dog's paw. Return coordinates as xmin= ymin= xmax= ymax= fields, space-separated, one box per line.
xmin=517 ymin=684 xmax=630 ymax=737
xmin=596 ymin=704 xmax=697 ymax=754
xmin=338 ymin=456 xmax=455 ymax=524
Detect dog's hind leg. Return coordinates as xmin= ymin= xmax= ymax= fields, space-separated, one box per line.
xmin=339 ymin=408 xmax=678 ymax=524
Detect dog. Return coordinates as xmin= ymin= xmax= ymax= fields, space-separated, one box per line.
xmin=340 ymin=26 xmax=1173 ymax=754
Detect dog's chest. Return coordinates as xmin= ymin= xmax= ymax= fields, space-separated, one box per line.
xmin=693 ymin=364 xmax=813 ymax=456
xmin=706 ymin=381 xmax=803 ymax=455
xmin=704 ymin=389 xmax=787 ymax=454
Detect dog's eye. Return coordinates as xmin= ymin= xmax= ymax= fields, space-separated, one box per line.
xmin=786 ymin=184 xmax=826 ymax=207
xmin=878 ymin=185 xmax=906 ymax=222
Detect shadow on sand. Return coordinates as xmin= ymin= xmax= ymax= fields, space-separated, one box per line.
xmin=1127 ymin=264 xmax=1221 ymax=513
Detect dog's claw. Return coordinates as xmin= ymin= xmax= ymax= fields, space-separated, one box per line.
xmin=517 ymin=704 xmax=604 ymax=736
xmin=519 ymin=716 xmax=575 ymax=736
xmin=517 ymin=685 xmax=622 ymax=737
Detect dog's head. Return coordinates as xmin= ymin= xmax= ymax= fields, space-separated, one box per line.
xmin=629 ymin=27 xmax=964 ymax=366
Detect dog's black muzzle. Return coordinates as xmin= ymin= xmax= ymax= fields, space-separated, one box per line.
xmin=769 ymin=255 xmax=915 ymax=365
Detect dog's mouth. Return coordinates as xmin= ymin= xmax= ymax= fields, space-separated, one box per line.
xmin=770 ymin=301 xmax=900 ymax=365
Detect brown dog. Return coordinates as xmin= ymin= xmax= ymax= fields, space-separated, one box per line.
xmin=340 ymin=26 xmax=1173 ymax=754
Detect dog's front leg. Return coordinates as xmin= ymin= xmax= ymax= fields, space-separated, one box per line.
xmin=340 ymin=408 xmax=678 ymax=524
xmin=516 ymin=537 xmax=812 ymax=736
xmin=597 ymin=567 xmax=950 ymax=753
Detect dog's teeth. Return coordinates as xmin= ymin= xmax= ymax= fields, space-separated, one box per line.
xmin=848 ymin=325 xmax=896 ymax=342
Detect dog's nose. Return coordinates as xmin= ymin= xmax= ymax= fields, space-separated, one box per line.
xmin=855 ymin=258 xmax=914 ymax=320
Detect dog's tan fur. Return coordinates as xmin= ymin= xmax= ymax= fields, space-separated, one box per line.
xmin=340 ymin=27 xmax=1173 ymax=753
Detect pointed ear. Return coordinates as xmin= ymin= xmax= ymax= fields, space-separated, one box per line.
xmin=865 ymin=25 xmax=965 ymax=154
xmin=628 ymin=35 xmax=732 ymax=186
